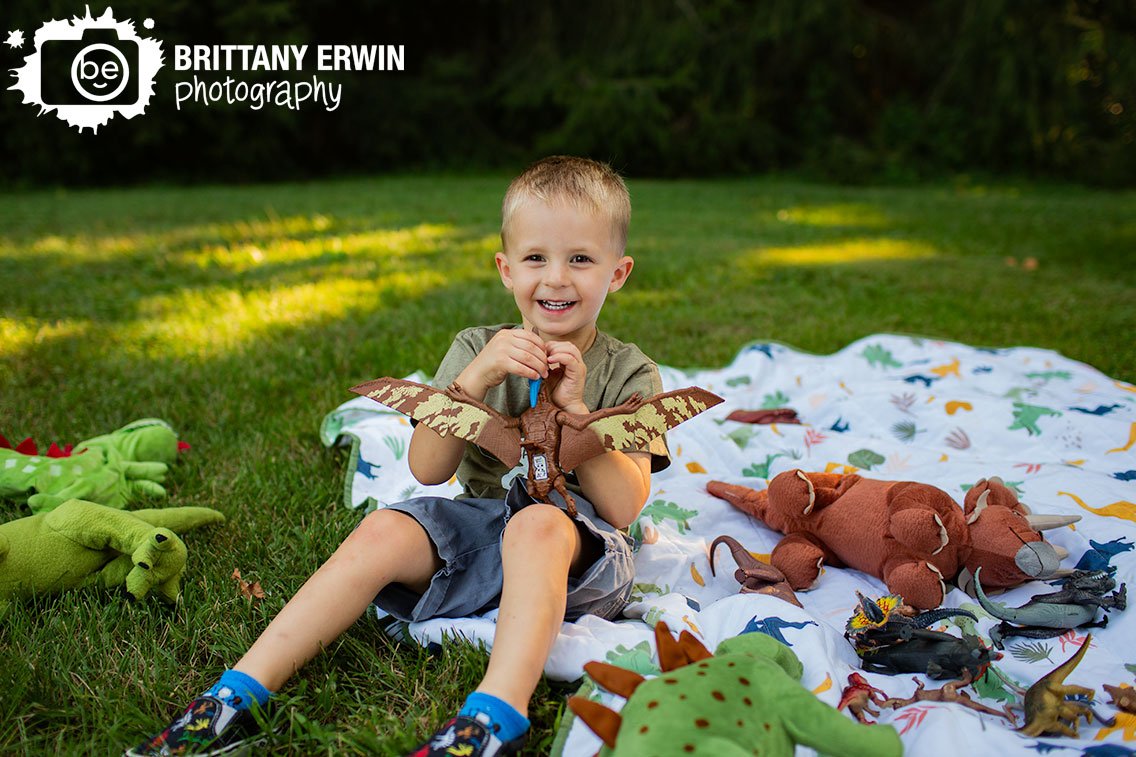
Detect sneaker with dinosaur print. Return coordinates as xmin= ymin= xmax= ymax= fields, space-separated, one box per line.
xmin=405 ymin=714 xmax=526 ymax=757
xmin=124 ymin=695 xmax=266 ymax=756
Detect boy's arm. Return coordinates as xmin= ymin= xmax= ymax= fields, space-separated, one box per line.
xmin=548 ymin=339 xmax=652 ymax=528
xmin=407 ymin=423 xmax=467 ymax=486
xmin=408 ymin=328 xmax=548 ymax=486
xmin=573 ymin=449 xmax=651 ymax=529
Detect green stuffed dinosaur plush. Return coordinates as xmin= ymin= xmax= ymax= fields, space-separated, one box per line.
xmin=0 ymin=418 xmax=183 ymax=513
xmin=0 ymin=497 xmax=224 ymax=616
xmin=569 ymin=621 xmax=902 ymax=757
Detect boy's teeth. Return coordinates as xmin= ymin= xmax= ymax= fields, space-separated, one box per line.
xmin=541 ymin=300 xmax=573 ymax=310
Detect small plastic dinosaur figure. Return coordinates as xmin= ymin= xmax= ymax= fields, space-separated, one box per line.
xmin=878 ymin=672 xmax=1017 ymax=725
xmin=1104 ymin=684 xmax=1136 ymax=714
xmin=845 ymin=591 xmax=977 ymax=651
xmin=568 ymin=621 xmax=902 ymax=756
xmin=1018 ymin=634 xmax=1096 ymax=737
xmin=708 ymin=534 xmax=801 ymax=607
xmin=856 ymin=626 xmax=998 ymax=680
xmin=352 ymin=376 xmax=722 ymax=517
xmin=973 ymin=567 xmax=1127 ymax=648
xmin=837 ymin=673 xmax=890 ymax=724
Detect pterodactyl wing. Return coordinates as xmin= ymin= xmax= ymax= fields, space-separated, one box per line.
xmin=349 ymin=377 xmax=523 ymax=467
xmin=558 ymin=387 xmax=723 ymax=473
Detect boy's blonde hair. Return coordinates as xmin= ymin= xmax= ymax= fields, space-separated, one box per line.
xmin=501 ymin=156 xmax=631 ymax=252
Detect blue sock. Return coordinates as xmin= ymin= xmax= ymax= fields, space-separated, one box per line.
xmin=459 ymin=691 xmax=530 ymax=742
xmin=204 ymin=669 xmax=273 ymax=711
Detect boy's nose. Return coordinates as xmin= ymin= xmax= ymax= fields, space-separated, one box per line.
xmin=543 ymin=263 xmax=570 ymax=287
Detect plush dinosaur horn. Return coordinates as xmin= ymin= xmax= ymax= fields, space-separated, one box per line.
xmin=966 ymin=490 xmax=990 ymax=524
xmin=1024 ymin=514 xmax=1081 ymax=531
xmin=583 ymin=661 xmax=646 ymax=699
xmin=655 ymin=621 xmax=715 ymax=671
xmin=678 ymin=630 xmax=713 ymax=663
xmin=655 ymin=621 xmax=682 ymax=672
xmin=567 ymin=697 xmax=621 ymax=748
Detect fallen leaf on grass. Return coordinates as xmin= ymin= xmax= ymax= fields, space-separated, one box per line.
xmin=231 ymin=568 xmax=266 ymax=601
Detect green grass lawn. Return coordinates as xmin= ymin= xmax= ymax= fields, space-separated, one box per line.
xmin=1 ymin=175 xmax=1134 ymax=755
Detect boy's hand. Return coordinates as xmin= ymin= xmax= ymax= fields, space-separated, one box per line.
xmin=458 ymin=328 xmax=548 ymax=398
xmin=546 ymin=341 xmax=587 ymax=413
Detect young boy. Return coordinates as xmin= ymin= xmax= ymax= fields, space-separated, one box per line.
xmin=127 ymin=156 xmax=669 ymax=757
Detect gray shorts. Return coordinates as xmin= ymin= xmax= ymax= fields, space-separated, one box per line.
xmin=372 ymin=478 xmax=635 ymax=623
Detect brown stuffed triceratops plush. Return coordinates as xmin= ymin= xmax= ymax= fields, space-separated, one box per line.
xmin=707 ymin=471 xmax=1078 ymax=609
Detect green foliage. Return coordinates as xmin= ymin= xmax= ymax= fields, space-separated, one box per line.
xmin=726 ymin=426 xmax=758 ymax=450
xmin=383 ymin=434 xmax=407 ymax=460
xmin=743 ymin=454 xmax=784 ymax=480
xmin=863 ymin=345 xmax=902 ymax=369
xmin=2 ymin=1 xmax=1135 ymax=185
xmin=847 ymin=449 xmax=885 ymax=470
xmin=761 ymin=391 xmax=792 ymax=409
xmin=1009 ymin=641 xmax=1055 ymax=664
xmin=891 ymin=420 xmax=923 ymax=443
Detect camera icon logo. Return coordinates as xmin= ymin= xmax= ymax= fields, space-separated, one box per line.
xmin=9 ymin=7 xmax=163 ymax=132
xmin=42 ymin=28 xmax=139 ymax=105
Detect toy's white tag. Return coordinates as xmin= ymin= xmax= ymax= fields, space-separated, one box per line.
xmin=532 ymin=454 xmax=550 ymax=481
xmin=500 ymin=450 xmax=529 ymax=490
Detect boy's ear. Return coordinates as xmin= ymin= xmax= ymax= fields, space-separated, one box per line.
xmin=607 ymin=255 xmax=635 ymax=293
xmin=494 ymin=251 xmax=513 ymax=291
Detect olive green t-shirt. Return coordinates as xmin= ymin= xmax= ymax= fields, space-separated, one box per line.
xmin=431 ymin=324 xmax=671 ymax=500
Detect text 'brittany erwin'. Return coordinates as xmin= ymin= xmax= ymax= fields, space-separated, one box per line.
xmin=173 ymin=45 xmax=405 ymax=72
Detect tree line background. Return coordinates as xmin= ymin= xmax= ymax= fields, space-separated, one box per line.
xmin=2 ymin=0 xmax=1133 ymax=187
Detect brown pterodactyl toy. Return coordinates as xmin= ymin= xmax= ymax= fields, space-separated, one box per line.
xmin=351 ymin=377 xmax=722 ymax=517
xmin=707 ymin=471 xmax=1078 ymax=609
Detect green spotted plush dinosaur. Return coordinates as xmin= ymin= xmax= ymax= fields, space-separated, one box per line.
xmin=0 ymin=419 xmax=183 ymax=513
xmin=568 ymin=621 xmax=902 ymax=757
xmin=0 ymin=497 xmax=224 ymax=616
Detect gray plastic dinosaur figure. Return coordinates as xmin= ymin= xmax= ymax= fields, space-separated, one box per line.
xmin=974 ymin=567 xmax=1127 ymax=648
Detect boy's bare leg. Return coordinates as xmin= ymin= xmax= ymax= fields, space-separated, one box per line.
xmin=475 ymin=504 xmax=585 ymax=715
xmin=234 ymin=509 xmax=441 ymax=691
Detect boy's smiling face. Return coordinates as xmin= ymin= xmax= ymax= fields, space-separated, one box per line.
xmin=496 ymin=199 xmax=633 ymax=352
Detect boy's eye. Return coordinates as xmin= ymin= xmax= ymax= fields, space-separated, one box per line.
xmin=570 ymin=254 xmax=593 ymax=264
xmin=524 ymin=254 xmax=545 ymax=262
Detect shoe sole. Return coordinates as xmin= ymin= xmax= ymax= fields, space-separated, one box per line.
xmin=123 ymin=733 xmax=268 ymax=757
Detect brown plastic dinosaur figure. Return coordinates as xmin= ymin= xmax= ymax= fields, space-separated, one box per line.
xmin=838 ymin=673 xmax=891 ymax=724
xmin=879 ymin=672 xmax=1017 ymax=725
xmin=352 ymin=376 xmax=722 ymax=517
xmin=708 ymin=534 xmax=802 ymax=606
xmin=1104 ymin=683 xmax=1136 ymax=714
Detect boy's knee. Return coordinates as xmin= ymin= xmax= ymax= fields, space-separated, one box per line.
xmin=355 ymin=508 xmax=425 ymax=545
xmin=503 ymin=504 xmax=575 ymax=550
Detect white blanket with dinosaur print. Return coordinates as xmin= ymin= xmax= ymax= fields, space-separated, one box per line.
xmin=321 ymin=334 xmax=1136 ymax=756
